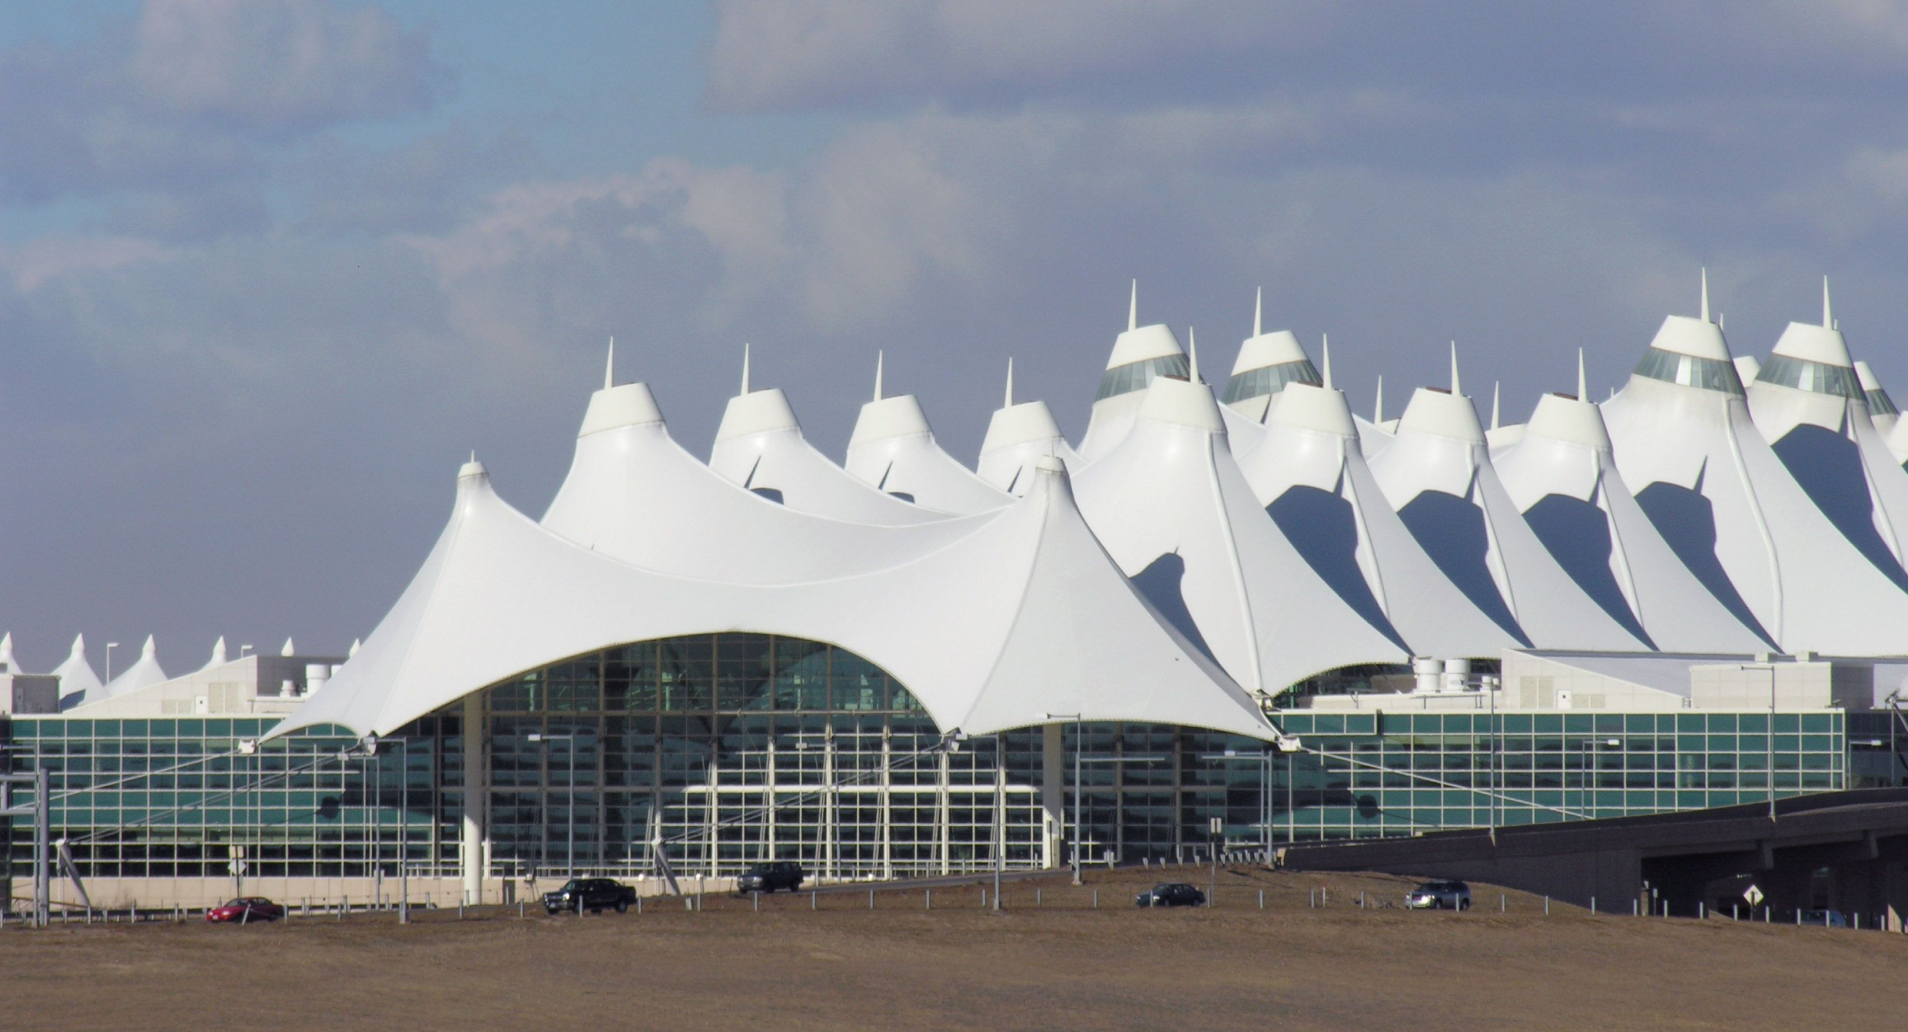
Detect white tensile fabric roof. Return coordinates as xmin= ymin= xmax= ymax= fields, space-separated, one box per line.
xmin=1368 ymin=374 xmax=1650 ymax=652
xmin=270 ymin=428 xmax=1279 ymax=742
xmin=1495 ymin=375 xmax=1772 ymax=653
xmin=1073 ymin=374 xmax=1408 ymax=694
xmin=845 ymin=389 xmax=1011 ymax=515
xmin=1232 ymin=380 xmax=1517 ymax=660
xmin=52 ymin=633 xmax=102 ymax=702
xmin=101 ymin=634 xmax=168 ymax=699
xmin=1602 ymin=314 xmax=1908 ymax=655
xmin=708 ymin=385 xmax=944 ymax=525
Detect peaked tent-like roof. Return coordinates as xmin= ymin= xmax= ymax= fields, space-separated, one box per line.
xmin=1495 ymin=386 xmax=1773 ymax=653
xmin=269 ymin=457 xmax=1279 ymax=742
xmin=1073 ymin=374 xmax=1408 ymax=695
xmin=1079 ymin=283 xmax=1190 ymax=462
xmin=102 ymin=635 xmax=167 ymax=699
xmin=52 ymin=634 xmax=102 ymax=701
xmin=543 ymin=382 xmax=982 ymax=585
xmin=845 ymin=379 xmax=1011 ymax=515
xmin=1602 ymin=312 xmax=1908 ymax=655
xmin=709 ymin=385 xmax=945 ymax=524
xmin=1234 ymin=380 xmax=1517 ymax=659
xmin=1369 ymin=380 xmax=1651 ymax=652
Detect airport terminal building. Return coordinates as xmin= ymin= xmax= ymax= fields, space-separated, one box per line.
xmin=6 ymin=279 xmax=1908 ymax=908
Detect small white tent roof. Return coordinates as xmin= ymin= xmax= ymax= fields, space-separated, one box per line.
xmin=1603 ymin=314 xmax=1908 ymax=655
xmin=1235 ymin=381 xmax=1517 ymax=659
xmin=1495 ymin=389 xmax=1773 ymax=652
xmin=1079 ymin=285 xmax=1189 ymax=462
xmin=103 ymin=635 xmax=167 ymax=699
xmin=1074 ymin=375 xmax=1408 ymax=695
xmin=845 ymin=386 xmax=1011 ymax=515
xmin=544 ymin=383 xmax=983 ymax=585
xmin=977 ymin=400 xmax=1083 ymax=495
xmin=1369 ymin=382 xmax=1650 ymax=651
xmin=709 ymin=385 xmax=944 ymax=524
xmin=269 ymin=457 xmax=1278 ymax=742
xmin=52 ymin=634 xmax=102 ymax=701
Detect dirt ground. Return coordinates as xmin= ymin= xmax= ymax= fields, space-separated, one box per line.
xmin=0 ymin=866 xmax=1898 ymax=1032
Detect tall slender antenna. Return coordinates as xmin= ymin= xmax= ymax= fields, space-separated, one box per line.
xmin=874 ymin=350 xmax=885 ymax=401
xmin=1577 ymin=348 xmax=1587 ymax=400
xmin=1004 ymin=357 xmax=1015 ymax=408
xmin=604 ymin=337 xmax=615 ymax=390
xmin=1188 ymin=327 xmax=1200 ymax=383
xmin=1128 ymin=279 xmax=1138 ymax=333
xmin=740 ymin=342 xmax=751 ymax=395
xmin=1253 ymin=287 xmax=1263 ymax=338
xmin=1450 ymin=341 xmax=1461 ymax=396
xmin=1823 ymin=276 xmax=1833 ymax=328
xmin=1375 ymin=376 xmax=1385 ymax=423
xmin=1490 ymin=381 xmax=1501 ymax=431
xmin=1321 ymin=333 xmax=1333 ymax=390
xmin=1700 ymin=268 xmax=1710 ymax=323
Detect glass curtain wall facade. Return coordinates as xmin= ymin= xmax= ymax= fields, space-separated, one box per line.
xmin=4 ymin=636 xmax=1884 ymax=884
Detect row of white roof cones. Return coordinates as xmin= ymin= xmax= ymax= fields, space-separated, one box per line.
xmin=1 ymin=633 xmax=360 ymax=696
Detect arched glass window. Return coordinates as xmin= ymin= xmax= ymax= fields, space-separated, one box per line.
xmin=1220 ymin=359 xmax=1322 ymax=403
xmin=1632 ymin=347 xmax=1745 ymax=395
xmin=1093 ymin=353 xmax=1191 ymax=402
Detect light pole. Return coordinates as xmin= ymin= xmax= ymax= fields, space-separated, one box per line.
xmin=104 ymin=642 xmax=120 ymax=684
xmin=1041 ymin=713 xmax=1084 ymax=885
xmin=528 ymin=733 xmax=577 ymax=875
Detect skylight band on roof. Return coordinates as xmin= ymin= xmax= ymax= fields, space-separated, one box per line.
xmin=1219 ymin=359 xmax=1322 ymax=404
xmin=1867 ymin=388 xmax=1900 ymax=418
xmin=1094 ymin=353 xmax=1191 ymax=402
xmin=1633 ymin=347 xmax=1744 ymax=395
xmin=1756 ymin=354 xmax=1861 ymax=399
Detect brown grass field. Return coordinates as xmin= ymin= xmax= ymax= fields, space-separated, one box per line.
xmin=0 ymin=866 xmax=1898 ymax=1031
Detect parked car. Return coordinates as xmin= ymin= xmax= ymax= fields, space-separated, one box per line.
xmin=1801 ymin=908 xmax=1848 ymax=928
xmin=736 ymin=861 xmax=806 ymax=895
xmin=1135 ymin=883 xmax=1206 ymax=908
xmin=541 ymin=877 xmax=638 ymax=915
xmin=1405 ymin=880 xmax=1472 ymax=910
xmin=205 ymin=897 xmax=285 ymax=923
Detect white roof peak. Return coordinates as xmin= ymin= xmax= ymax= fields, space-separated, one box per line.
xmin=349 ymin=638 xmax=362 ymax=657
xmin=0 ymin=632 xmax=14 ymax=672
xmin=1647 ymin=314 xmax=1733 ymax=362
xmin=1856 ymin=360 xmax=1881 ymax=391
xmin=1137 ymin=371 xmax=1224 ymax=432
xmin=874 ymin=350 xmax=884 ymax=401
xmin=1188 ymin=326 xmax=1200 ymax=383
xmin=1450 ymin=341 xmax=1461 ymax=396
xmin=280 ymin=637 xmax=295 ymax=657
xmin=1128 ymin=278 xmax=1138 ymax=333
xmin=604 ymin=336 xmax=615 ymax=390
xmin=1577 ymin=348 xmax=1587 ymax=400
xmin=1374 ymin=375 xmax=1384 ymax=423
xmin=578 ymin=381 xmax=665 ymax=436
xmin=1321 ymin=333 xmax=1332 ymax=390
xmin=1823 ymin=275 xmax=1832 ymax=328
xmin=1699 ymin=268 xmax=1710 ymax=324
xmin=740 ymin=343 xmax=751 ymax=396
xmin=459 ymin=454 xmax=488 ymax=479
xmin=206 ymin=636 xmax=228 ymax=668
xmin=1490 ymin=381 xmax=1501 ymax=431
xmin=1004 ymin=357 xmax=1014 ymax=408
xmin=1253 ymin=286 xmax=1262 ymax=338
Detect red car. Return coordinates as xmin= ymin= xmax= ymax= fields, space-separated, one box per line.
xmin=205 ymin=897 xmax=285 ymax=923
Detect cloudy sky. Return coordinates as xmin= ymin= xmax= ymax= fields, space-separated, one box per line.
xmin=4 ymin=0 xmax=1908 ymax=672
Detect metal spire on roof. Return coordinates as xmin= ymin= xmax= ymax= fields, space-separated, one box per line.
xmin=604 ymin=337 xmax=615 ymax=389
xmin=741 ymin=343 xmax=751 ymax=395
xmin=1450 ymin=341 xmax=1461 ymax=396
xmin=1253 ymin=286 xmax=1263 ymax=338
xmin=1004 ymin=357 xmax=1014 ymax=408
xmin=1128 ymin=279 xmax=1138 ymax=333
xmin=1823 ymin=276 xmax=1833 ymax=328
xmin=1577 ymin=348 xmax=1587 ymax=400
xmin=1700 ymin=268 xmax=1710 ymax=324
xmin=1491 ymin=381 xmax=1501 ymax=430
xmin=1188 ymin=327 xmax=1200 ymax=383
xmin=1321 ymin=333 xmax=1333 ymax=390
xmin=1374 ymin=376 xmax=1384 ymax=423
xmin=874 ymin=350 xmax=884 ymax=401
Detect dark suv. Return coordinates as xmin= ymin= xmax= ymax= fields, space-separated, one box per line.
xmin=542 ymin=877 xmax=638 ymax=915
xmin=737 ymin=861 xmax=807 ymax=894
xmin=1135 ymin=883 xmax=1206 ymax=908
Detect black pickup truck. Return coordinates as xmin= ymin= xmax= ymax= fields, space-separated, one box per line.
xmin=542 ymin=877 xmax=638 ymax=915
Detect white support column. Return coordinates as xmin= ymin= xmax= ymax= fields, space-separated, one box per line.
xmin=936 ymin=749 xmax=952 ymax=875
xmin=459 ymin=694 xmax=486 ymax=905
xmin=1041 ymin=723 xmax=1064 ymax=869
xmin=879 ymin=728 xmax=893 ymax=881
